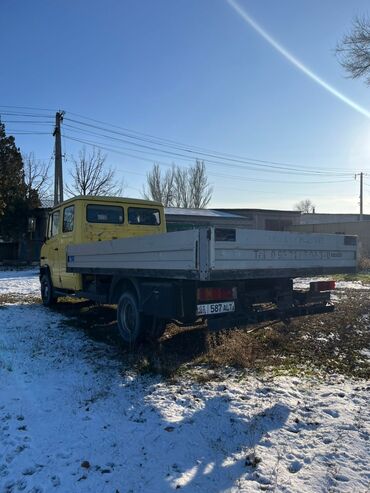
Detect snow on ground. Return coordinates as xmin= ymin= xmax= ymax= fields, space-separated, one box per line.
xmin=0 ymin=270 xmax=39 ymax=298
xmin=0 ymin=272 xmax=369 ymax=492
xmin=294 ymin=277 xmax=370 ymax=291
xmin=360 ymin=349 xmax=370 ymax=360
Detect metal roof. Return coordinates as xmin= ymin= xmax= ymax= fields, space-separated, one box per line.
xmin=215 ymin=208 xmax=301 ymax=215
xmin=165 ymin=207 xmax=247 ymax=219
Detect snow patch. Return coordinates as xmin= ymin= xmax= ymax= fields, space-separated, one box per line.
xmin=0 ymin=270 xmax=39 ymax=297
xmin=0 ymin=275 xmax=369 ymax=492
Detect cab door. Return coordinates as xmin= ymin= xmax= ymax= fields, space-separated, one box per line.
xmin=44 ymin=209 xmax=62 ymax=288
xmin=59 ymin=204 xmax=80 ymax=290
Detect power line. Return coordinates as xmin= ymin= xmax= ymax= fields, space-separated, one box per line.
xmin=6 ymin=131 xmax=51 ymax=135
xmin=63 ymin=126 xmax=351 ymax=178
xmin=0 ymin=104 xmax=56 ymax=112
xmin=113 ymin=167 xmax=350 ymax=197
xmin=207 ymin=170 xmax=353 ymax=185
xmin=63 ymin=134 xmax=355 ymax=188
xmin=1 ymin=105 xmax=354 ymax=177
xmin=0 ymin=111 xmax=54 ymax=118
xmin=65 ymin=110 xmax=351 ymax=173
xmin=63 ymin=116 xmax=351 ymax=176
xmin=1 ymin=105 xmax=361 ymax=201
xmin=0 ymin=120 xmax=54 ymax=124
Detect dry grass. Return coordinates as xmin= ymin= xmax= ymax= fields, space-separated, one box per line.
xmin=1 ymin=288 xmax=369 ymax=379
xmin=202 ymin=291 xmax=370 ymax=378
xmin=0 ymin=293 xmax=41 ymax=305
xmin=358 ymin=256 xmax=370 ymax=271
xmin=51 ymin=289 xmax=370 ymax=379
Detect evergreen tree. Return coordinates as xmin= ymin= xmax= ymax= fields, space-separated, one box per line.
xmin=0 ymin=122 xmax=31 ymax=240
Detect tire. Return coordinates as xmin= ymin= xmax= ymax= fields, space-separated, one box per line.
xmin=40 ymin=273 xmax=58 ymax=306
xmin=143 ymin=316 xmax=167 ymax=342
xmin=117 ymin=291 xmax=143 ymax=345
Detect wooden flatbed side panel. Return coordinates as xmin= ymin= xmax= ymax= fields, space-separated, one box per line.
xmin=67 ymin=229 xmax=199 ymax=272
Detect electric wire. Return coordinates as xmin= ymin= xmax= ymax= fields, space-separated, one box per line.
xmin=0 ymin=104 xmax=361 ymax=198
xmin=0 ymin=105 xmax=56 ymax=112
xmin=0 ymin=104 xmax=356 ymax=178
xmin=0 ymin=120 xmax=54 ymax=124
xmin=62 ymin=126 xmax=351 ymax=178
xmin=63 ymin=116 xmax=351 ymax=176
xmin=63 ymin=134 xmax=354 ymax=188
xmin=6 ymin=131 xmax=51 ymax=135
xmin=65 ymin=111 xmax=351 ymax=174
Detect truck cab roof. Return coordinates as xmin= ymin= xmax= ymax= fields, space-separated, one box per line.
xmin=51 ymin=195 xmax=163 ymax=210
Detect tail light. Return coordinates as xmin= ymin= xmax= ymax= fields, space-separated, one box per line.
xmin=310 ymin=280 xmax=336 ymax=292
xmin=197 ymin=287 xmax=237 ymax=302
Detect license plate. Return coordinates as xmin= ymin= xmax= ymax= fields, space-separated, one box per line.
xmin=196 ymin=301 xmax=235 ymax=316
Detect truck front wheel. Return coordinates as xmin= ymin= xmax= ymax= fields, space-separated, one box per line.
xmin=117 ymin=291 xmax=143 ymax=344
xmin=40 ymin=274 xmax=58 ymax=307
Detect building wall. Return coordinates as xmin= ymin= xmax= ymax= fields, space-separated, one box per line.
xmin=300 ymin=213 xmax=370 ymax=225
xmin=166 ymin=217 xmax=253 ymax=232
xmin=216 ymin=209 xmax=301 ymax=231
xmin=0 ymin=208 xmax=50 ymax=264
xmin=166 ymin=208 xmax=302 ymax=232
xmin=0 ymin=242 xmax=18 ymax=262
xmin=290 ymin=221 xmax=370 ymax=257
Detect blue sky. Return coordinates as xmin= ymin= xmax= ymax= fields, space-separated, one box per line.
xmin=2 ymin=0 xmax=370 ymax=212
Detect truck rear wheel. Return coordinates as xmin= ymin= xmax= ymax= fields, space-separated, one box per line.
xmin=40 ymin=274 xmax=58 ymax=307
xmin=117 ymin=291 xmax=143 ymax=344
xmin=143 ymin=316 xmax=167 ymax=341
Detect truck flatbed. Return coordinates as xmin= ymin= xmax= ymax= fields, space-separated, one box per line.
xmin=67 ymin=227 xmax=357 ymax=281
xmin=41 ymin=196 xmax=359 ymax=344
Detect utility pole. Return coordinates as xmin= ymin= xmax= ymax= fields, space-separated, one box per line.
xmin=355 ymin=172 xmax=364 ymax=220
xmin=53 ymin=111 xmax=65 ymax=205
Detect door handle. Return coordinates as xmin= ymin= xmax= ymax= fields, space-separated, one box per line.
xmin=54 ymin=248 xmax=59 ymax=251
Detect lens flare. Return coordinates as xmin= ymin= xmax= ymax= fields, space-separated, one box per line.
xmin=227 ymin=0 xmax=370 ymax=119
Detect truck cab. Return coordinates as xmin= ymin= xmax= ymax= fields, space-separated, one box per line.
xmin=40 ymin=196 xmax=165 ymax=293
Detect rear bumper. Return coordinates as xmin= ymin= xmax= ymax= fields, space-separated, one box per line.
xmin=207 ymin=302 xmax=334 ymax=331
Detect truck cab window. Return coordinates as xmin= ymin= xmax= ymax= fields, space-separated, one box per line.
xmin=63 ymin=205 xmax=75 ymax=233
xmin=50 ymin=210 xmax=60 ymax=237
xmin=128 ymin=207 xmax=161 ymax=225
xmin=86 ymin=204 xmax=124 ymax=224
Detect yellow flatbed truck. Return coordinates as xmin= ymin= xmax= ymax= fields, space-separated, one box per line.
xmin=40 ymin=195 xmax=357 ymax=344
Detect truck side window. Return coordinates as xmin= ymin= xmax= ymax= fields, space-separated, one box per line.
xmin=47 ymin=215 xmax=52 ymax=238
xmin=51 ymin=210 xmax=60 ymax=237
xmin=63 ymin=205 xmax=75 ymax=233
xmin=128 ymin=207 xmax=161 ymax=226
xmin=86 ymin=204 xmax=124 ymax=224
xmin=215 ymin=228 xmax=236 ymax=241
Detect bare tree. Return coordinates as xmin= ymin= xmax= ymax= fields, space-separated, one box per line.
xmin=294 ymin=199 xmax=316 ymax=213
xmin=66 ymin=147 xmax=122 ymax=197
xmin=23 ymin=153 xmax=51 ymax=206
xmin=143 ymin=160 xmax=213 ymax=208
xmin=188 ymin=160 xmax=213 ymax=208
xmin=142 ymin=163 xmax=175 ymax=206
xmin=173 ymin=166 xmax=190 ymax=208
xmin=336 ymin=16 xmax=370 ymax=84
